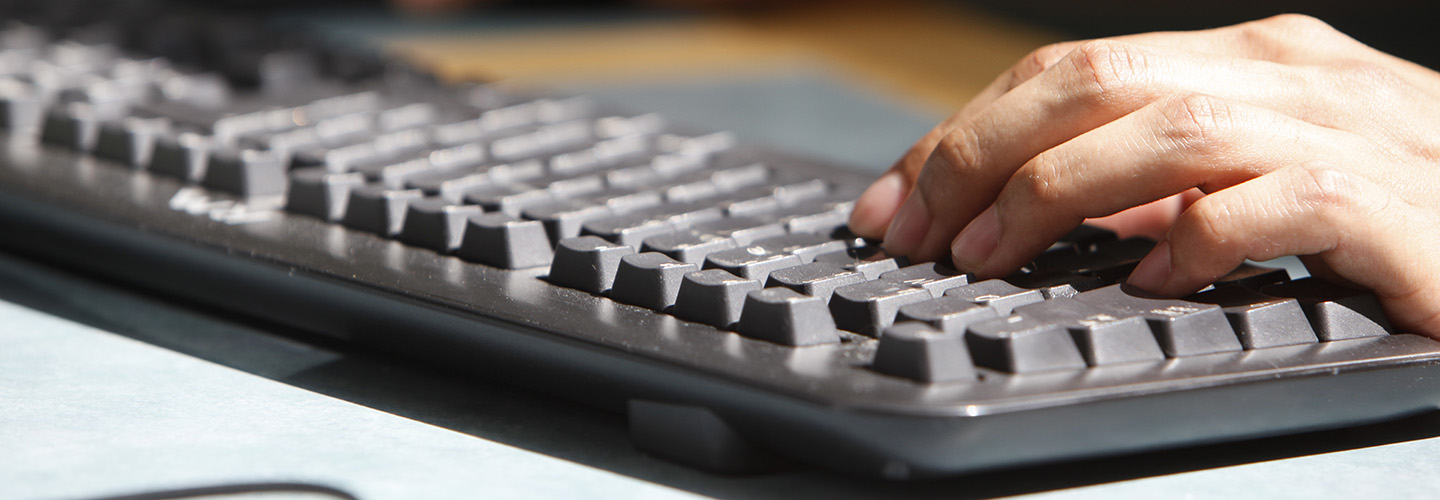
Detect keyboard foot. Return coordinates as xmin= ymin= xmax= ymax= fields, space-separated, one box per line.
xmin=627 ymin=400 xmax=789 ymax=474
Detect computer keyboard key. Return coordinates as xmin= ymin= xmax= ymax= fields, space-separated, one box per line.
xmin=642 ymin=217 xmax=785 ymax=264
xmin=748 ymin=233 xmax=848 ymax=263
xmin=203 ymin=149 xmax=288 ymax=198
xmin=1034 ymin=237 xmax=1155 ymax=274
xmin=896 ymin=295 xmax=1002 ymax=335
xmin=782 ymin=209 xmax=849 ymax=235
xmin=286 ymin=168 xmax=365 ymax=221
xmin=1190 ymin=286 xmax=1319 ymax=349
xmin=708 ymin=161 xmax=770 ymax=192
xmin=872 ymin=322 xmax=977 ymax=383
xmin=1004 ymin=270 xmax=1103 ymax=300
xmin=943 ymin=279 xmax=1045 ymax=315
xmin=1076 ymin=285 xmax=1242 ymax=357
xmin=1213 ymin=263 xmax=1291 ymax=290
xmin=830 ymin=279 xmax=933 ymax=337
xmin=881 ymin=263 xmax=972 ymax=298
xmin=149 ymin=132 xmax=212 ymax=182
xmin=40 ymin=102 xmax=101 ymax=151
xmin=765 ymin=262 xmax=865 ymax=303
xmin=813 ymin=246 xmax=906 ymax=280
xmin=1010 ymin=298 xmax=1163 ymax=366
xmin=398 ymin=198 xmax=483 ymax=253
xmin=455 ymin=213 xmax=554 ymax=269
xmin=1261 ymin=278 xmax=1393 ymax=341
xmin=582 ymin=203 xmax=724 ymax=247
xmin=0 ymin=83 xmax=42 ymax=132
xmin=609 ymin=252 xmax=699 ymax=311
xmin=672 ymin=269 xmax=762 ymax=328
xmin=93 ymin=116 xmax=169 ymax=168
xmin=1054 ymin=224 xmax=1118 ymax=253
xmin=702 ymin=247 xmax=803 ymax=282
xmin=641 ymin=231 xmax=737 ymax=265
xmin=735 ymin=287 xmax=840 ymax=346
xmin=341 ymin=185 xmax=424 ymax=236
xmin=522 ymin=199 xmax=615 ymax=243
xmin=549 ymin=236 xmax=636 ymax=294
xmin=966 ymin=314 xmax=1089 ymax=373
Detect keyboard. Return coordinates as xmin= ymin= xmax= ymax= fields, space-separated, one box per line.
xmin=3 ymin=1 xmax=1440 ymax=480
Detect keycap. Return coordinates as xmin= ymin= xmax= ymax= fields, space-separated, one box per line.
xmin=765 ymin=262 xmax=865 ymax=303
xmin=549 ymin=236 xmax=636 ymax=294
xmin=582 ymin=202 xmax=724 ymax=247
xmin=1010 ymin=298 xmax=1163 ymax=366
xmin=830 ymin=279 xmax=933 ymax=337
xmin=203 ymin=148 xmax=287 ymax=198
xmin=1213 ymin=263 xmax=1290 ymax=290
xmin=895 ymin=296 xmax=1001 ymax=335
xmin=641 ymin=231 xmax=737 ymax=265
xmin=407 ymin=169 xmax=490 ymax=203
xmin=609 ymin=252 xmax=699 ymax=311
xmin=672 ymin=269 xmax=762 ymax=328
xmin=1261 ymin=278 xmax=1393 ymax=341
xmin=880 ymin=263 xmax=972 ymax=298
xmin=813 ymin=246 xmax=906 ymax=280
xmin=341 ymin=185 xmax=423 ymax=236
xmin=286 ymin=168 xmax=365 ymax=221
xmin=522 ymin=199 xmax=615 ymax=243
xmin=1075 ymin=284 xmax=1242 ymax=357
xmin=703 ymin=247 xmax=802 ymax=283
xmin=747 ymin=233 xmax=848 ymax=263
xmin=93 ymin=116 xmax=169 ymax=168
xmin=40 ymin=102 xmax=100 ymax=151
xmin=1190 ymin=286 xmax=1319 ymax=349
xmin=871 ymin=322 xmax=977 ymax=383
xmin=1033 ymin=237 xmax=1155 ymax=275
xmin=943 ymin=279 xmax=1045 ymax=315
xmin=641 ymin=217 xmax=785 ymax=264
xmin=966 ymin=314 xmax=1089 ymax=373
xmin=397 ymin=198 xmax=483 ymax=253
xmin=1005 ymin=270 xmax=1103 ymax=300
xmin=735 ymin=287 xmax=839 ymax=346
xmin=150 ymin=132 xmax=212 ymax=182
xmin=455 ymin=213 xmax=554 ymax=269
xmin=0 ymin=81 xmax=42 ymax=132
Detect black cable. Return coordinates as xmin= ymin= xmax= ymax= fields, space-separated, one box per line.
xmin=81 ymin=481 xmax=360 ymax=500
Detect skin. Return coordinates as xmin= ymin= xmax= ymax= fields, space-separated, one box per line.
xmin=847 ymin=14 xmax=1440 ymax=339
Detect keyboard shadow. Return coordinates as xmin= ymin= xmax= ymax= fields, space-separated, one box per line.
xmin=2 ymin=250 xmax=1438 ymax=499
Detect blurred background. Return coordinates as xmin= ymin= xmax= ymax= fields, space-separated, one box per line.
xmin=262 ymin=0 xmax=1440 ymax=174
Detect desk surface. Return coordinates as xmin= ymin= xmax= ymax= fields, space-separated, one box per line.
xmin=8 ymin=2 xmax=1440 ymax=499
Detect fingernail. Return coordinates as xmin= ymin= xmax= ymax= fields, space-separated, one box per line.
xmin=950 ymin=205 xmax=1001 ymax=270
xmin=1127 ymin=240 xmax=1172 ymax=292
xmin=882 ymin=191 xmax=931 ymax=257
xmin=849 ymin=171 xmax=906 ymax=238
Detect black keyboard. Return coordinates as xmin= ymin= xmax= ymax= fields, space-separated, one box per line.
xmin=3 ymin=1 xmax=1440 ymax=479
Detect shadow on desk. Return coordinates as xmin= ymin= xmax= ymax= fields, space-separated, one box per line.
xmin=3 ymin=250 xmax=1440 ymax=500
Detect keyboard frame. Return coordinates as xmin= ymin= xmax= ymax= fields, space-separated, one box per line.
xmin=3 ymin=133 xmax=1440 ymax=478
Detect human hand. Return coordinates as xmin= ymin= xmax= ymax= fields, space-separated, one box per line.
xmin=847 ymin=14 xmax=1440 ymax=337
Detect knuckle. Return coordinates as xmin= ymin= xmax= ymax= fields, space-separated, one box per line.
xmin=1257 ymin=13 xmax=1337 ymax=36
xmin=1181 ymin=197 xmax=1236 ymax=250
xmin=1067 ymin=40 xmax=1149 ymax=99
xmin=1017 ymin=153 xmax=1069 ymax=206
xmin=1235 ymin=14 xmax=1348 ymax=57
xmin=932 ymin=127 xmax=984 ymax=177
xmin=1157 ymin=93 xmax=1234 ymax=152
xmin=1009 ymin=43 xmax=1067 ymax=85
xmin=1293 ymin=163 xmax=1384 ymax=219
